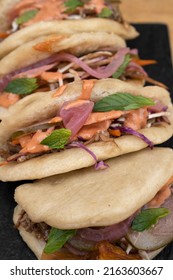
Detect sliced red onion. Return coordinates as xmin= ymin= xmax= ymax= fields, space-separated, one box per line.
xmin=60 ymin=101 xmax=94 ymax=137
xmin=14 ymin=63 xmax=57 ymax=79
xmin=66 ymin=235 xmax=95 ymax=254
xmin=68 ymin=142 xmax=109 ymax=170
xmin=126 ymin=61 xmax=148 ymax=76
xmin=0 ymin=75 xmax=13 ymax=92
xmin=77 ymin=136 xmax=85 ymax=141
xmin=111 ymin=125 xmax=154 ymax=149
xmin=148 ymin=100 xmax=168 ymax=113
xmin=77 ymin=214 xmax=135 ymax=242
xmin=129 ymin=48 xmax=138 ymax=56
xmin=64 ymin=243 xmax=88 ymax=256
xmin=47 ymin=49 xmax=131 ymax=79
xmin=95 ymin=160 xmax=109 ymax=170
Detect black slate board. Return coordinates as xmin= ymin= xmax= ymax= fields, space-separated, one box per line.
xmin=0 ymin=24 xmax=173 ymax=260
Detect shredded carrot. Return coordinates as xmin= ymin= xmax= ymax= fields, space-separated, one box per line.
xmin=48 ymin=116 xmax=62 ymax=123
xmin=40 ymin=71 xmax=63 ymax=82
xmin=109 ymin=129 xmax=121 ymax=137
xmin=0 ymin=33 xmax=9 ymax=39
xmin=0 ymin=161 xmax=8 ymax=167
xmin=132 ymin=58 xmax=157 ymax=66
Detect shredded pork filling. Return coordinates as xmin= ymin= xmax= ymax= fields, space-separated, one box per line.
xmin=16 ymin=210 xmax=51 ymax=241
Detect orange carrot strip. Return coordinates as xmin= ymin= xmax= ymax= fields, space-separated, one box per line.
xmin=132 ymin=58 xmax=157 ymax=66
xmin=109 ymin=129 xmax=121 ymax=137
xmin=48 ymin=116 xmax=62 ymax=123
xmin=0 ymin=33 xmax=9 ymax=39
xmin=0 ymin=161 xmax=8 ymax=167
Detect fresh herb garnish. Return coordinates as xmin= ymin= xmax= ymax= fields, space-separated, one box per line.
xmin=15 ymin=9 xmax=39 ymax=25
xmin=94 ymin=93 xmax=155 ymax=112
xmin=5 ymin=78 xmax=39 ymax=95
xmin=44 ymin=228 xmax=76 ymax=254
xmin=132 ymin=208 xmax=170 ymax=232
xmin=41 ymin=128 xmax=71 ymax=149
xmin=112 ymin=54 xmax=132 ymax=79
xmin=98 ymin=7 xmax=113 ymax=18
xmin=64 ymin=0 xmax=84 ymax=12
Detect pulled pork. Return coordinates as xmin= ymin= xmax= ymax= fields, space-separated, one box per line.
xmin=16 ymin=210 xmax=50 ymax=241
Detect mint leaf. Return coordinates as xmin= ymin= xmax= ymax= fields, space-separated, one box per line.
xmin=41 ymin=128 xmax=71 ymax=149
xmin=112 ymin=54 xmax=132 ymax=79
xmin=44 ymin=228 xmax=76 ymax=254
xmin=15 ymin=9 xmax=39 ymax=25
xmin=5 ymin=78 xmax=39 ymax=95
xmin=98 ymin=7 xmax=113 ymax=18
xmin=94 ymin=93 xmax=155 ymax=112
xmin=132 ymin=208 xmax=170 ymax=232
xmin=64 ymin=0 xmax=84 ymax=12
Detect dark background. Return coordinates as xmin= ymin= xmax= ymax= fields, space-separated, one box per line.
xmin=0 ymin=24 xmax=173 ymax=260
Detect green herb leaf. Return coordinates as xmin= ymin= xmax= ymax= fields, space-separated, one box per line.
xmin=15 ymin=9 xmax=39 ymax=25
xmin=132 ymin=208 xmax=170 ymax=232
xmin=112 ymin=54 xmax=132 ymax=79
xmin=41 ymin=128 xmax=71 ymax=149
xmin=5 ymin=78 xmax=39 ymax=95
xmin=44 ymin=228 xmax=76 ymax=254
xmin=64 ymin=0 xmax=84 ymax=12
xmin=94 ymin=93 xmax=155 ymax=112
xmin=98 ymin=7 xmax=113 ymax=18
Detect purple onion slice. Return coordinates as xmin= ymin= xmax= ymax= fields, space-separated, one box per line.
xmin=68 ymin=142 xmax=109 ymax=170
xmin=111 ymin=125 xmax=154 ymax=149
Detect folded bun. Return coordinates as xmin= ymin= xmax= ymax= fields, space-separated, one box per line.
xmin=0 ymin=79 xmax=172 ymax=181
xmin=13 ymin=205 xmax=45 ymax=259
xmin=0 ymin=18 xmax=138 ymax=59
xmin=0 ymin=32 xmax=126 ymax=77
xmin=13 ymin=147 xmax=173 ymax=259
xmin=14 ymin=148 xmax=173 ymax=229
